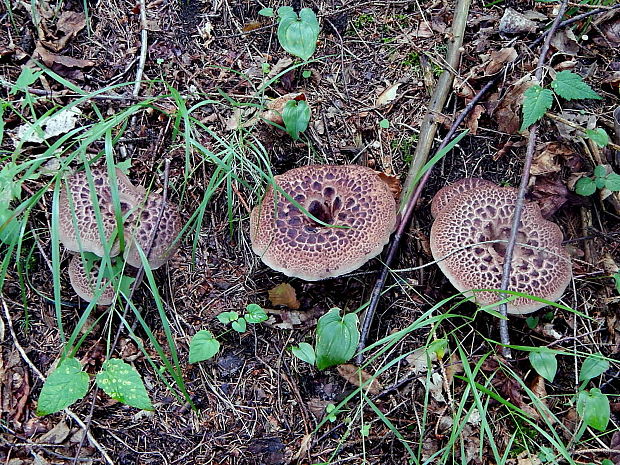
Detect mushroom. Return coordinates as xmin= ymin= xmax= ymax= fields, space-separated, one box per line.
xmin=430 ymin=179 xmax=572 ymax=314
xmin=59 ymin=168 xmax=141 ymax=257
xmin=68 ymin=254 xmax=116 ymax=305
xmin=123 ymin=192 xmax=182 ymax=269
xmin=250 ymin=165 xmax=397 ymax=280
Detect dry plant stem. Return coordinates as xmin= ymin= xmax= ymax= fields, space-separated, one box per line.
xmin=132 ymin=0 xmax=148 ymax=98
xmin=1 ymin=297 xmax=114 ymax=465
xmin=356 ymin=0 xmax=473 ymax=364
xmin=545 ymin=112 xmax=620 ymax=151
xmin=72 ymin=159 xmax=173 ymax=463
xmin=497 ymin=0 xmax=570 ymax=359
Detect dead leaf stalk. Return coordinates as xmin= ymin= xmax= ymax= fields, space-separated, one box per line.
xmin=356 ymin=0 xmax=473 ymax=364
xmin=497 ymin=0 xmax=570 ymax=359
xmin=132 ymin=0 xmax=149 ymax=98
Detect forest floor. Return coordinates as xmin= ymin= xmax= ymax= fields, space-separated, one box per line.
xmin=1 ymin=0 xmax=620 ymax=464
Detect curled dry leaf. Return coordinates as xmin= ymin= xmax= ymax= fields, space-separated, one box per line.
xmin=263 ymin=307 xmax=317 ymax=330
xmin=464 ymin=104 xmax=485 ymax=135
xmin=268 ymin=283 xmax=301 ymax=309
xmin=484 ymin=47 xmax=518 ymax=76
xmin=375 ymin=83 xmax=401 ymax=107
xmin=376 ymin=171 xmax=402 ymax=200
xmin=490 ymin=75 xmax=536 ymax=134
xmin=263 ymin=92 xmax=306 ymax=125
xmin=530 ymin=142 xmax=568 ymax=176
xmin=531 ymin=176 xmax=569 ymax=218
xmin=336 ymin=364 xmax=383 ymax=395
xmin=34 ymin=44 xmax=95 ymax=68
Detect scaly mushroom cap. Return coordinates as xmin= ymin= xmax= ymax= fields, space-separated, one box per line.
xmin=68 ymin=255 xmax=116 ymax=305
xmin=59 ymin=168 xmax=141 ymax=257
xmin=431 ymin=177 xmax=497 ymax=218
xmin=250 ymin=165 xmax=397 ymax=281
xmin=430 ymin=181 xmax=572 ymax=314
xmin=123 ymin=192 xmax=182 ymax=270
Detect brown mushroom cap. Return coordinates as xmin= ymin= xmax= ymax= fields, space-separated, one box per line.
xmin=59 ymin=168 xmax=141 ymax=257
xmin=68 ymin=254 xmax=116 ymax=305
xmin=431 ymin=177 xmax=497 ymax=218
xmin=430 ymin=180 xmax=572 ymax=314
xmin=250 ymin=165 xmax=397 ymax=281
xmin=123 ymin=192 xmax=182 ymax=270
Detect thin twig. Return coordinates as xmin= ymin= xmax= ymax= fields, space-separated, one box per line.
xmin=1 ymin=297 xmax=114 ymax=465
xmin=132 ymin=0 xmax=149 ymax=98
xmin=356 ymin=0 xmax=473 ymax=364
xmin=497 ymin=0 xmax=570 ymax=359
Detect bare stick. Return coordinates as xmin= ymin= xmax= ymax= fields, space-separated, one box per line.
xmin=132 ymin=0 xmax=149 ymax=98
xmin=356 ymin=0 xmax=473 ymax=363
xmin=1 ymin=297 xmax=114 ymax=465
xmin=497 ymin=0 xmax=570 ymax=358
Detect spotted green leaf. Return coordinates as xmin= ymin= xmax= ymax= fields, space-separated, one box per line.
xmin=577 ymin=388 xmax=610 ymax=431
xmin=36 ymin=358 xmax=89 ymax=415
xmin=96 ymin=359 xmax=153 ymax=410
xmin=282 ymin=99 xmax=311 ymax=140
xmin=315 ymin=308 xmax=359 ymax=370
xmin=529 ymin=349 xmax=557 ymax=382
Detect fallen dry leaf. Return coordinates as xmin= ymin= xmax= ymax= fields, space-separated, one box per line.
xmin=550 ymin=29 xmax=579 ymax=56
xmin=15 ymin=107 xmax=82 ymax=144
xmin=418 ymin=372 xmax=445 ymax=402
xmin=34 ymin=44 xmax=94 ymax=68
xmin=376 ymin=171 xmax=402 ymax=200
xmin=464 ymin=104 xmax=485 ymax=135
xmin=406 ymin=346 xmax=437 ymax=374
xmin=484 ymin=47 xmax=518 ymax=76
xmin=375 ymin=83 xmax=401 ymax=107
xmin=38 ymin=420 xmax=71 ymax=444
xmin=490 ymin=75 xmax=536 ymax=134
xmin=530 ymin=142 xmax=568 ymax=176
xmin=263 ymin=307 xmax=316 ymax=330
xmin=263 ymin=92 xmax=306 ymax=126
xmin=336 ymin=364 xmax=383 ymax=395
xmin=531 ymin=176 xmax=569 ymax=218
xmin=268 ymin=283 xmax=301 ymax=309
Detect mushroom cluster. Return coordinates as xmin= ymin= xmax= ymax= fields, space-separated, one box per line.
xmin=430 ymin=178 xmax=572 ymax=314
xmin=250 ymin=165 xmax=397 ymax=280
xmin=59 ymin=167 xmax=182 ymax=304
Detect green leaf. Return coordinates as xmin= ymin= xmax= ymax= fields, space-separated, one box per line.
xmin=579 ymin=354 xmax=609 ymax=382
xmin=520 ymin=85 xmax=553 ymax=131
xmin=525 ymin=316 xmax=539 ymax=329
xmin=259 ymin=7 xmax=274 ymax=17
xmin=604 ymin=172 xmax=620 ymax=192
xmin=37 ymin=358 xmax=89 ymax=415
xmin=577 ymin=388 xmax=610 ymax=431
xmin=302 ymin=69 xmax=312 ymax=78
xmin=585 ymin=128 xmax=609 ymax=147
xmin=96 ymin=359 xmax=153 ymax=410
xmin=0 ymin=206 xmax=23 ymax=245
xmin=551 ymin=70 xmax=601 ymax=101
xmin=231 ymin=317 xmax=247 ymax=333
xmin=11 ymin=67 xmax=42 ymax=95
xmin=575 ymin=177 xmax=596 ymax=196
xmin=244 ymin=304 xmax=268 ymax=324
xmin=217 ymin=311 xmax=239 ymax=324
xmin=291 ymin=342 xmax=316 ymax=365
xmin=613 ymin=272 xmax=620 ymax=294
xmin=594 ymin=165 xmax=607 ymax=178
xmin=282 ymin=99 xmax=311 ymax=140
xmin=277 ymin=7 xmax=319 ymax=60
xmin=315 ymin=308 xmax=360 ymax=370
xmin=379 ymin=118 xmax=390 ymax=129
xmin=189 ymin=330 xmax=221 ymax=363
xmin=529 ymin=349 xmax=557 ymax=382
xmin=427 ymin=338 xmax=448 ymax=359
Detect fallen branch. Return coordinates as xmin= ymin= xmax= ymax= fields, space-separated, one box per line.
xmin=497 ymin=0 xmax=570 ymax=358
xmin=132 ymin=0 xmax=149 ymax=98
xmin=356 ymin=0 xmax=473 ymax=363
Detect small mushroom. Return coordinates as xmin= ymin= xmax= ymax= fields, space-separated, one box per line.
xmin=68 ymin=254 xmax=116 ymax=305
xmin=250 ymin=165 xmax=397 ymax=280
xmin=59 ymin=168 xmax=141 ymax=257
xmin=123 ymin=192 xmax=182 ymax=269
xmin=430 ymin=179 xmax=572 ymax=314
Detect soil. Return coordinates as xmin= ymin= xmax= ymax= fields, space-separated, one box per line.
xmin=1 ymin=0 xmax=620 ymax=464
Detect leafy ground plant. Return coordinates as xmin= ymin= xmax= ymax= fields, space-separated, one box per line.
xmin=575 ymin=164 xmax=620 ymax=196
xmin=520 ymin=70 xmax=605 ymax=144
